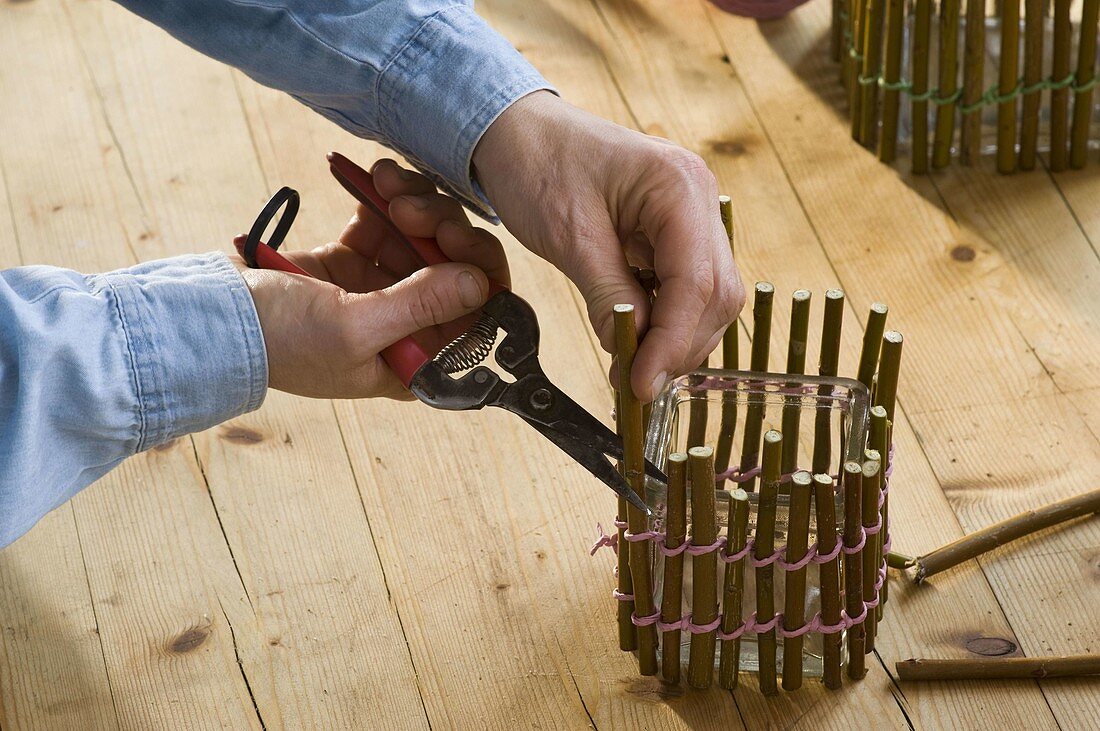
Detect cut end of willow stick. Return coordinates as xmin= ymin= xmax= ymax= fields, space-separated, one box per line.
xmin=887 ymin=551 xmax=917 ymax=570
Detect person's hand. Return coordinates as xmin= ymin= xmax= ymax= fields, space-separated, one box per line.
xmin=473 ymin=91 xmax=745 ymax=402
xmin=234 ymin=160 xmax=509 ymax=400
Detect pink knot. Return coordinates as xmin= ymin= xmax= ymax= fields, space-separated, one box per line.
xmin=612 ymin=589 xmax=634 ymax=602
xmin=589 ymin=523 xmax=619 ymax=556
xmin=631 ymin=610 xmax=660 ymax=627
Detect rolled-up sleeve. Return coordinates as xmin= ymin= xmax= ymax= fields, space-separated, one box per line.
xmin=113 ymin=0 xmax=555 ymax=218
xmin=0 ymin=253 xmax=267 ymax=547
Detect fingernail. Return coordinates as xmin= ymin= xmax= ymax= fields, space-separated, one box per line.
xmin=403 ymin=195 xmax=429 ymax=210
xmin=458 ymin=271 xmax=484 ymax=308
xmin=650 ymin=371 xmax=668 ymax=400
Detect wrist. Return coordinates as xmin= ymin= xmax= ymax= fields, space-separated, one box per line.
xmin=473 ymin=90 xmax=564 ymax=187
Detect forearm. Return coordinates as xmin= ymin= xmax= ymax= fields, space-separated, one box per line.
xmin=0 ymin=253 xmax=266 ymax=547
xmin=114 ymin=0 xmax=554 ymax=217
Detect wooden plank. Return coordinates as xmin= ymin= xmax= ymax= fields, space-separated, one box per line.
xmin=707 ymin=0 xmax=1099 ymax=724
xmin=0 ymin=2 xmax=265 ymax=728
xmin=59 ymin=1 xmax=433 ymax=727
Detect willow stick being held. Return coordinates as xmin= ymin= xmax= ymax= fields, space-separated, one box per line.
xmin=614 ymin=389 xmax=637 ymax=651
xmin=755 ymin=431 xmax=783 ymax=695
xmin=737 ymin=283 xmax=774 ymax=493
xmin=996 ymin=0 xmax=1021 ymax=173
xmin=613 ymin=304 xmax=657 ymax=675
xmin=897 ymin=655 xmax=1100 ymax=680
xmin=1049 ymin=0 xmax=1073 ymax=171
xmin=660 ymin=453 xmax=688 ymax=682
xmin=914 ymin=487 xmax=1100 ymax=582
xmin=1018 ymin=0 xmax=1045 ymax=170
xmin=878 ymin=0 xmax=905 ymax=161
xmin=933 ymin=0 xmax=961 ymax=168
xmin=961 ymin=0 xmax=987 ymax=165
xmin=718 ymin=488 xmax=750 ymax=689
xmin=1070 ymin=0 xmax=1100 ymax=168
xmin=715 ymin=196 xmax=739 ymax=478
xmin=687 ymin=447 xmax=720 ymax=688
xmin=843 ymin=461 xmax=866 ymax=679
xmin=782 ymin=471 xmax=813 ymax=691
xmin=910 ymin=0 xmax=932 ymax=172
xmin=814 ymin=472 xmax=844 ymax=689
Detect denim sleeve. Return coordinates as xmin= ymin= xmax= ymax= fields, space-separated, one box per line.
xmin=113 ymin=0 xmax=555 ymax=219
xmin=0 ymin=253 xmax=267 ymax=548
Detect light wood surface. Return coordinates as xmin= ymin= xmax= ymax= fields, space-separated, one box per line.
xmin=1 ymin=0 xmax=1098 ymax=727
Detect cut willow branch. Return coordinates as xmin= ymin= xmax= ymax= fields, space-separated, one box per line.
xmin=875 ymin=331 xmax=904 ymax=421
xmin=614 ymin=388 xmax=637 ymax=651
xmin=813 ymin=290 xmax=845 ymax=475
xmin=755 ymin=430 xmax=783 ymax=695
xmin=660 ymin=453 xmax=688 ymax=683
xmin=814 ymin=472 xmax=844 ymax=689
xmin=896 ymin=655 xmax=1100 ymax=681
xmin=997 ymin=0 xmax=1021 ymax=173
xmin=961 ymin=0 xmax=986 ymax=165
xmin=715 ymin=196 xmax=739 ymax=479
xmin=613 ymin=304 xmax=657 ymax=675
xmin=857 ymin=303 xmax=888 ymax=392
xmin=910 ymin=0 xmax=932 ymax=172
xmin=870 ymin=405 xmax=891 ymax=612
xmin=688 ymin=446 xmax=719 ymax=689
xmin=737 ymin=283 xmax=774 ymax=493
xmin=1049 ymin=0 xmax=1073 ymax=171
xmin=861 ymin=456 xmax=882 ymax=653
xmin=782 ymin=290 xmax=812 ymax=475
xmin=843 ymin=461 xmax=866 ymax=679
xmin=878 ymin=0 xmax=905 ymax=161
xmin=914 ymin=487 xmax=1100 ymax=582
xmin=1018 ymin=0 xmax=1045 ymax=170
xmin=719 ymin=488 xmax=750 ymax=690
xmin=859 ymin=0 xmax=886 ymax=146
xmin=933 ymin=0 xmax=961 ymax=169
xmin=1070 ymin=0 xmax=1100 ymax=169
xmin=782 ymin=471 xmax=813 ymax=691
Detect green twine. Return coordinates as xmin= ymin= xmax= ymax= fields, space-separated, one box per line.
xmin=849 ymin=70 xmax=1098 ymax=111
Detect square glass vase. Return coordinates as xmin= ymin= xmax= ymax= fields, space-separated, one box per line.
xmin=643 ymin=369 xmax=870 ymax=678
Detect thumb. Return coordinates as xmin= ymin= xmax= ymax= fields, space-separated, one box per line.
xmin=357 ymin=263 xmax=489 ymax=346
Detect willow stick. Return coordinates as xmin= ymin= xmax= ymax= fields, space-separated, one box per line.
xmin=715 ymin=197 xmax=739 ymax=480
xmin=857 ymin=303 xmax=889 ymax=391
xmin=687 ymin=372 xmax=709 ymax=449
xmin=814 ymin=472 xmax=844 ymax=689
xmin=878 ymin=0 xmax=905 ymax=161
xmin=961 ymin=0 xmax=987 ymax=164
xmin=870 ymin=405 xmax=891 ymax=614
xmin=813 ymin=290 xmax=845 ymax=476
xmin=888 ymin=551 xmax=916 ymax=569
xmin=832 ymin=0 xmax=844 ymax=62
xmin=737 ymin=283 xmax=774 ymax=493
xmin=660 ymin=453 xmax=688 ymax=682
xmin=614 ymin=390 xmax=638 ymax=651
xmin=687 ymin=446 xmax=719 ymax=688
xmin=996 ymin=0 xmax=1021 ymax=172
xmin=1018 ymin=0 xmax=1045 ymax=169
xmin=781 ymin=471 xmax=813 ymax=691
xmin=914 ymin=487 xmax=1100 ymax=582
xmin=781 ymin=290 xmax=812 ymax=476
xmin=1049 ymin=0 xmax=1073 ymax=171
xmin=613 ymin=304 xmax=657 ymax=675
xmin=875 ymin=331 xmax=904 ymax=421
xmin=718 ymin=488 xmax=750 ymax=689
xmin=859 ymin=0 xmax=887 ymax=145
xmin=897 ymin=655 xmax=1100 ymax=680
xmin=911 ymin=0 xmax=933 ymax=171
xmin=860 ymin=457 xmax=882 ymax=653
xmin=933 ymin=0 xmax=961 ymax=168
xmin=843 ymin=461 xmax=866 ymax=679
xmin=755 ymin=431 xmax=783 ymax=695
xmin=1070 ymin=0 xmax=1100 ymax=168
xmin=849 ymin=0 xmax=869 ymax=130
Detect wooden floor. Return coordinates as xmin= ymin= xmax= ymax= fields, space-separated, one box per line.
xmin=2 ymin=0 xmax=1099 ymax=728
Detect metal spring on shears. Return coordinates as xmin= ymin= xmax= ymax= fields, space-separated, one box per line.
xmin=433 ymin=313 xmax=500 ymax=373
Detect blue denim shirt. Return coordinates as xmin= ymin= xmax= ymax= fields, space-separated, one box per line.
xmin=0 ymin=0 xmax=552 ymax=547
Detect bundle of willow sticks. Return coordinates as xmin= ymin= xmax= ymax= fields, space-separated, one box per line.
xmin=833 ymin=0 xmax=1099 ymax=172
xmin=601 ymin=201 xmax=907 ymax=694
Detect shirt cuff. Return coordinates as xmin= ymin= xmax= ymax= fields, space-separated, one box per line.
xmin=96 ymin=252 xmax=268 ymax=451
xmin=376 ymin=4 xmax=555 ymax=220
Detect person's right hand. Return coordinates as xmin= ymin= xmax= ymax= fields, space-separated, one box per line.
xmin=234 ymin=159 xmax=509 ymax=400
